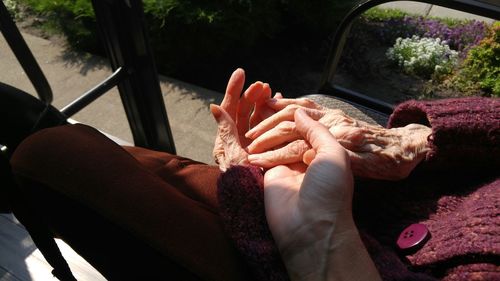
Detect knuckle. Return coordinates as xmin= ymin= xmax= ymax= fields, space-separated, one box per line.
xmin=274 ymin=149 xmax=287 ymax=161
xmin=307 ymin=108 xmax=324 ymax=120
xmin=289 ymin=140 xmax=308 ymax=155
xmin=300 ymin=98 xmax=314 ymax=106
xmin=285 ymin=104 xmax=299 ymax=111
xmin=276 ymin=121 xmax=296 ymax=134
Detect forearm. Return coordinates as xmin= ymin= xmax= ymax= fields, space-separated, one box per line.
xmin=325 ymin=228 xmax=381 ymax=281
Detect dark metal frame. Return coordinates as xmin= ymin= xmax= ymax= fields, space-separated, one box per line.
xmin=89 ymin=0 xmax=176 ymax=153
xmin=1 ymin=0 xmax=176 ymax=154
xmin=0 ymin=1 xmax=52 ymax=104
xmin=319 ymin=0 xmax=500 ymax=115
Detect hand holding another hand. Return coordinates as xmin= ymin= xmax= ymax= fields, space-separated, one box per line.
xmin=211 ymin=69 xmax=380 ymax=280
xmin=246 ymin=98 xmax=431 ymax=180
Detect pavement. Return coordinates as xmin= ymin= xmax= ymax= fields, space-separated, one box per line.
xmin=0 ymin=3 xmax=495 ymax=164
xmin=0 ymin=31 xmax=221 ymax=164
xmin=379 ymin=1 xmax=495 ymax=23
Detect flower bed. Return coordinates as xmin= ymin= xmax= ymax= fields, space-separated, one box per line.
xmin=336 ymin=8 xmax=499 ymax=104
xmin=386 ymin=36 xmax=458 ymax=78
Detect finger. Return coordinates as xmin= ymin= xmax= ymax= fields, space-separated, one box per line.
xmin=211 ymin=104 xmax=230 ymax=170
xmin=237 ymin=82 xmax=263 ymax=136
xmin=303 ymin=149 xmax=316 ymax=165
xmin=274 ymin=92 xmax=283 ymax=99
xmin=255 ymin=83 xmax=272 ymax=106
xmin=211 ymin=104 xmax=242 ymax=151
xmin=246 ymin=106 xmax=324 ymax=139
xmin=294 ymin=109 xmax=346 ymax=161
xmin=250 ymin=82 xmax=272 ymax=128
xmin=220 ymin=68 xmax=245 ymax=121
xmin=266 ymin=97 xmax=322 ymax=111
xmin=211 ymin=104 xmax=248 ymax=170
xmin=247 ymin=121 xmax=300 ymax=153
xmin=248 ymin=140 xmax=311 ymax=168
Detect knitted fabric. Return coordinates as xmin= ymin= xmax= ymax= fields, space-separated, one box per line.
xmin=355 ymin=176 xmax=500 ymax=280
xmin=217 ymin=165 xmax=290 ymax=281
xmin=217 ymin=97 xmax=500 ymax=281
xmin=387 ymin=97 xmax=500 ymax=170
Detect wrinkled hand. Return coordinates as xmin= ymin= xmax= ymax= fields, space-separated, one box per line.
xmin=246 ymin=98 xmax=431 ymax=180
xmin=264 ymin=109 xmax=379 ymax=281
xmin=211 ymin=68 xmax=280 ymax=171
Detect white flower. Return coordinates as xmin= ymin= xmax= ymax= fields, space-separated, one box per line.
xmin=386 ymin=36 xmax=458 ymax=77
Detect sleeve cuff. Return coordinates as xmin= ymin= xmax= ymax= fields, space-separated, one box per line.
xmin=387 ymin=97 xmax=500 ymax=169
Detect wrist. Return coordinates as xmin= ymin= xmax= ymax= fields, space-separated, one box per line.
xmin=343 ymin=122 xmax=431 ymax=180
xmin=279 ymin=214 xmax=380 ymax=281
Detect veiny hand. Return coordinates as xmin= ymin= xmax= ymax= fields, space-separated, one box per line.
xmin=211 ymin=68 xmax=280 ymax=171
xmin=264 ymin=109 xmax=379 ymax=281
xmin=246 ymin=98 xmax=431 ymax=180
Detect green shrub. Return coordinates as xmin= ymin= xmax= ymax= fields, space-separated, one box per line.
xmin=450 ymin=22 xmax=500 ymax=97
xmin=283 ymin=0 xmax=354 ymax=37
xmin=4 ymin=0 xmax=22 ymax=19
xmin=141 ymin=0 xmax=288 ymax=75
xmin=13 ymin=0 xmax=359 ymax=89
xmin=363 ymin=7 xmax=410 ymax=22
xmin=20 ymin=0 xmax=98 ymax=52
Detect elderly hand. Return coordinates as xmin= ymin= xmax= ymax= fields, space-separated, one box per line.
xmin=211 ymin=68 xmax=280 ymax=171
xmin=246 ymin=98 xmax=431 ymax=180
xmin=264 ymin=109 xmax=380 ymax=281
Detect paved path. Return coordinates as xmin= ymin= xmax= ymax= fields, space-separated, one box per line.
xmin=380 ymin=1 xmax=495 ymax=23
xmin=1 ymin=32 xmax=221 ymax=164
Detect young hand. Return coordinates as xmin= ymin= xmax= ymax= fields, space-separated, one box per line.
xmin=264 ymin=109 xmax=380 ymax=281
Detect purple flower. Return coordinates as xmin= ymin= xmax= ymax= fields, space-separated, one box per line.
xmin=370 ymin=15 xmax=489 ymax=57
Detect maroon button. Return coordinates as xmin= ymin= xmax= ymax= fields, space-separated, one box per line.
xmin=397 ymin=223 xmax=430 ymax=252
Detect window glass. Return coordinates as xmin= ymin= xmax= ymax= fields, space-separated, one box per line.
xmin=333 ymin=1 xmax=498 ymax=104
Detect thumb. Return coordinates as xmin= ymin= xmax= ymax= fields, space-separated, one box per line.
xmin=294 ymin=109 xmax=353 ymax=211
xmin=294 ymin=109 xmax=344 ymax=157
xmin=211 ymin=104 xmax=235 ymax=127
xmin=211 ymin=103 xmax=240 ymax=147
xmin=303 ymin=149 xmax=316 ymax=165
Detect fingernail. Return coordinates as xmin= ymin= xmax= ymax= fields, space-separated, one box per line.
xmin=246 ymin=143 xmax=255 ymax=153
xmin=245 ymin=129 xmax=256 ymax=139
xmin=266 ymin=98 xmax=277 ymax=104
xmin=296 ymin=108 xmax=309 ymax=117
xmin=210 ymin=104 xmax=221 ymax=118
xmin=295 ymin=108 xmax=304 ymax=116
xmin=274 ymin=92 xmax=283 ymax=99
